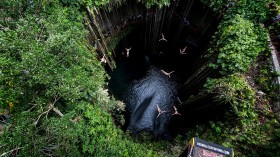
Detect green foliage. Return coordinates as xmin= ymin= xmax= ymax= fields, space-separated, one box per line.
xmin=60 ymin=0 xmax=83 ymax=7
xmin=200 ymin=0 xmax=228 ymax=12
xmin=191 ymin=71 xmax=280 ymax=156
xmin=129 ymin=132 xmax=187 ymax=157
xmin=194 ymin=1 xmax=280 ymax=156
xmin=267 ymin=2 xmax=280 ymax=49
xmin=244 ymin=0 xmax=270 ymax=22
xmin=259 ymin=125 xmax=280 ymax=156
xmin=80 ymin=103 xmax=157 ymax=156
xmin=139 ymin=0 xmax=171 ymax=8
xmin=0 ymin=111 xmax=47 ymax=156
xmin=60 ymin=0 xmax=110 ymax=7
xmin=0 ymin=0 xmax=108 ymax=108
xmin=1 ymin=0 xmax=278 ymax=156
xmin=0 ymin=0 xmax=158 ymax=156
xmin=0 ymin=102 xmax=158 ymax=156
xmin=200 ymin=69 xmax=280 ymax=156
xmin=204 ymin=74 xmax=257 ymax=125
xmin=208 ymin=15 xmax=268 ymax=75
xmin=193 ymin=115 xmax=280 ymax=156
xmin=201 ymin=0 xmax=272 ymax=23
xmin=255 ymin=55 xmax=279 ymax=100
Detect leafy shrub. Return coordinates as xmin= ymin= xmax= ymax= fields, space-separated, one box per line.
xmin=200 ymin=73 xmax=280 ymax=156
xmin=204 ymin=74 xmax=257 ymax=125
xmin=200 ymin=0 xmax=228 ymax=12
xmin=0 ymin=102 xmax=157 ymax=156
xmin=189 ymin=0 xmax=280 ymax=156
xmin=208 ymin=15 xmax=267 ymax=75
xmin=202 ymin=0 xmax=271 ymax=23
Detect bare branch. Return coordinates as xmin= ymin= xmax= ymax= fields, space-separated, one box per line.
xmin=34 ymin=104 xmax=53 ymax=126
xmin=0 ymin=24 xmax=9 ymax=31
xmin=34 ymin=95 xmax=60 ymax=126
xmin=32 ymin=95 xmax=83 ymax=125
xmin=28 ymin=103 xmax=38 ymax=112
xmin=0 ymin=120 xmax=10 ymax=125
xmin=52 ymin=107 xmax=64 ymax=117
xmin=0 ymin=147 xmax=23 ymax=157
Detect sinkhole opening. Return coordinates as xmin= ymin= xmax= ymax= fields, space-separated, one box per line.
xmin=105 ymin=1 xmax=227 ymax=138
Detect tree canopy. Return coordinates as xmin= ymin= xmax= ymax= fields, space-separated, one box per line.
xmin=0 ymin=0 xmax=157 ymax=156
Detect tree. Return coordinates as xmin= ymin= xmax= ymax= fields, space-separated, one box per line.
xmin=0 ymin=0 xmax=157 ymax=156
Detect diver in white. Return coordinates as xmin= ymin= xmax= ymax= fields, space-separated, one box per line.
xmin=156 ymin=104 xmax=167 ymax=118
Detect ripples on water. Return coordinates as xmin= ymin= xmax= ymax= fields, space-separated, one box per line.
xmin=109 ymin=56 xmax=177 ymax=136
xmin=115 ymin=64 xmax=177 ymax=138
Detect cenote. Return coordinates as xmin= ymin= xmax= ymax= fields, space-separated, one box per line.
xmin=95 ymin=0 xmax=226 ymax=139
xmin=2 ymin=0 xmax=279 ymax=156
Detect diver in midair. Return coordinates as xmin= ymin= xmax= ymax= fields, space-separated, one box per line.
xmin=156 ymin=104 xmax=167 ymax=118
xmin=161 ymin=70 xmax=174 ymax=78
xmin=159 ymin=33 xmax=168 ymax=42
xmin=172 ymin=106 xmax=181 ymax=116
xmin=180 ymin=46 xmax=187 ymax=55
xmin=125 ymin=47 xmax=131 ymax=57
